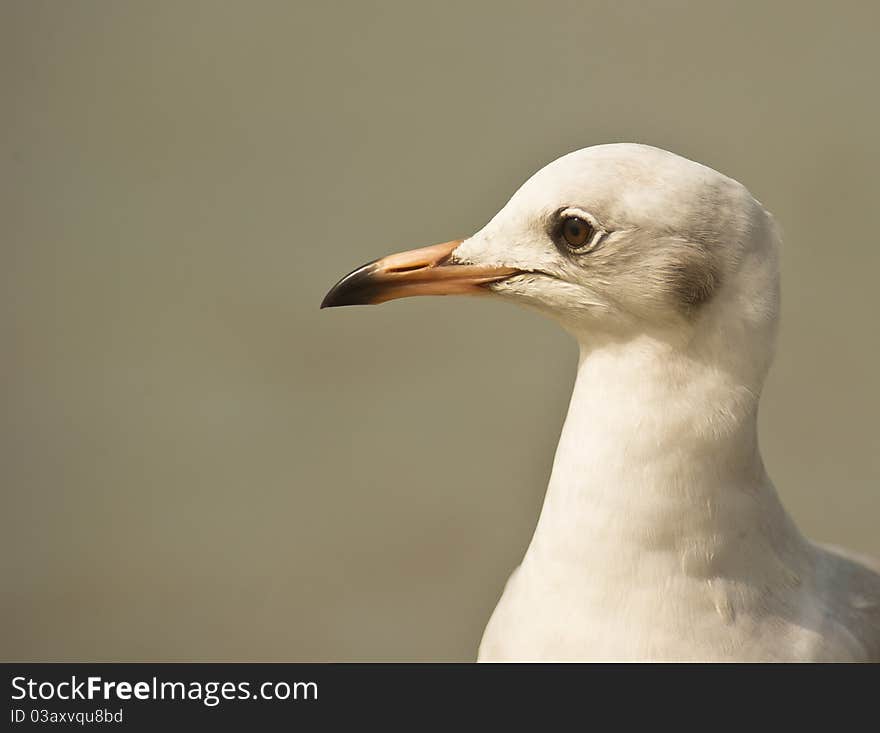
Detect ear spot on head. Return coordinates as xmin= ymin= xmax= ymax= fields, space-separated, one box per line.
xmin=667 ymin=245 xmax=721 ymax=312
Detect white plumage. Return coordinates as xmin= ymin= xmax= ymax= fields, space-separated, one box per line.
xmin=324 ymin=143 xmax=880 ymax=661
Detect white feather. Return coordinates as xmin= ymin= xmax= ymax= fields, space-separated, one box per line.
xmin=458 ymin=144 xmax=880 ymax=661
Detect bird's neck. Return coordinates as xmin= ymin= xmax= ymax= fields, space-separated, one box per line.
xmin=527 ymin=332 xmax=803 ymax=578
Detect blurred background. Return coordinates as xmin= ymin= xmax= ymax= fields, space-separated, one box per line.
xmin=2 ymin=1 xmax=878 ymax=661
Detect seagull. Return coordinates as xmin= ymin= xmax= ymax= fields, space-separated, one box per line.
xmin=321 ymin=143 xmax=880 ymax=661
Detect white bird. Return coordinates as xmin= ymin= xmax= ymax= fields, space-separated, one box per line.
xmin=322 ymin=143 xmax=880 ymax=661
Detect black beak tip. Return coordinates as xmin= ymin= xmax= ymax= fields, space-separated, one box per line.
xmin=320 ymin=262 xmax=378 ymax=309
xmin=319 ymin=285 xmax=352 ymax=309
xmin=319 ymin=290 xmax=353 ymax=309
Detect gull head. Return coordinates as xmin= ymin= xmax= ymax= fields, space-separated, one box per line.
xmin=322 ymin=143 xmax=781 ymax=382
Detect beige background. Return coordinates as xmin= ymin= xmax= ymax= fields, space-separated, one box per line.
xmin=2 ymin=1 xmax=878 ymax=661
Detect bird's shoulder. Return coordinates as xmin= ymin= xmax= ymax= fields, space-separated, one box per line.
xmin=812 ymin=541 xmax=880 ymax=661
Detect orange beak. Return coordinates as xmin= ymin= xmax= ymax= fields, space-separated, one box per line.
xmin=320 ymin=240 xmax=518 ymax=308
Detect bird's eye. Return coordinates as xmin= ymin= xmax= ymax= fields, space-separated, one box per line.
xmin=561 ymin=216 xmax=595 ymax=250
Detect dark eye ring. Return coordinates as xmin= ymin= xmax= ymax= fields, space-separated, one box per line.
xmin=561 ymin=216 xmax=596 ymax=250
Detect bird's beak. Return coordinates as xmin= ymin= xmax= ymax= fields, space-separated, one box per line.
xmin=321 ymin=239 xmax=518 ymax=308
